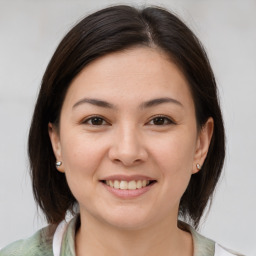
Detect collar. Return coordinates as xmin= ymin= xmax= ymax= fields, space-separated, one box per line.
xmin=54 ymin=216 xmax=238 ymax=256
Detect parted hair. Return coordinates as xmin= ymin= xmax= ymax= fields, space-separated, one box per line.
xmin=28 ymin=5 xmax=225 ymax=229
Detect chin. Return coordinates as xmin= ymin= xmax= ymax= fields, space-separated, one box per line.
xmin=97 ymin=208 xmax=155 ymax=231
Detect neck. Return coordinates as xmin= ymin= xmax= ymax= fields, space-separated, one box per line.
xmin=75 ymin=213 xmax=193 ymax=256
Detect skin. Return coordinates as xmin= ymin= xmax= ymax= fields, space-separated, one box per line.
xmin=49 ymin=47 xmax=213 ymax=256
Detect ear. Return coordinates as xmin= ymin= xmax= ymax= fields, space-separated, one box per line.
xmin=48 ymin=122 xmax=65 ymax=173
xmin=192 ymin=117 xmax=214 ymax=174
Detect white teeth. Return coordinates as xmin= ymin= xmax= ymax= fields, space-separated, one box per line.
xmin=128 ymin=180 xmax=137 ymax=190
xmin=109 ymin=180 xmax=114 ymax=188
xmin=105 ymin=180 xmax=153 ymax=190
xmin=136 ymin=180 xmax=142 ymax=189
xmin=120 ymin=181 xmax=128 ymax=189
xmin=113 ymin=180 xmax=120 ymax=189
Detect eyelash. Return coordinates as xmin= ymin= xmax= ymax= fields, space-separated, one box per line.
xmin=147 ymin=115 xmax=176 ymax=126
xmin=82 ymin=115 xmax=109 ymax=126
xmin=82 ymin=115 xmax=175 ymax=126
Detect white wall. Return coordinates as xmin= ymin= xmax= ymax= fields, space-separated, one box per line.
xmin=0 ymin=0 xmax=255 ymax=255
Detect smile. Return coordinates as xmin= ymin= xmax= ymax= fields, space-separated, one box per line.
xmin=102 ymin=180 xmax=156 ymax=190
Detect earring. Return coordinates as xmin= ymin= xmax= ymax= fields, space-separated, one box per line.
xmin=56 ymin=161 xmax=62 ymax=167
xmin=196 ymin=163 xmax=201 ymax=170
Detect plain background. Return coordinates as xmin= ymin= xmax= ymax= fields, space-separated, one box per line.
xmin=0 ymin=0 xmax=255 ymax=255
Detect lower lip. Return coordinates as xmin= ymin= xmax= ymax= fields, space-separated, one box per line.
xmin=102 ymin=182 xmax=155 ymax=199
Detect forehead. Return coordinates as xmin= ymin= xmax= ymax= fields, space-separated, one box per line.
xmin=63 ymin=47 xmax=194 ymax=109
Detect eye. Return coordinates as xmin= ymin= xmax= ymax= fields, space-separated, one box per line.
xmin=82 ymin=116 xmax=108 ymax=126
xmin=148 ymin=116 xmax=174 ymax=126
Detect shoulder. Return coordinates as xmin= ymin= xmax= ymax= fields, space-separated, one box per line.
xmin=215 ymin=244 xmax=245 ymax=256
xmin=0 ymin=225 xmax=56 ymax=256
xmin=188 ymin=224 xmax=215 ymax=256
xmin=179 ymin=222 xmax=244 ymax=256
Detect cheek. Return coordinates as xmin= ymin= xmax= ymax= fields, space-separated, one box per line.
xmin=150 ymin=132 xmax=196 ymax=172
xmin=59 ymin=134 xmax=108 ymax=204
xmin=149 ymin=130 xmax=197 ymax=195
xmin=60 ymin=133 xmax=106 ymax=180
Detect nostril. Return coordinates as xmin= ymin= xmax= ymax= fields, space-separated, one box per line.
xmin=112 ymin=157 xmax=142 ymax=167
xmin=108 ymin=141 xmax=148 ymax=166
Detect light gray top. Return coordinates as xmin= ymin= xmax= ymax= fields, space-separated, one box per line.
xmin=0 ymin=216 xmax=241 ymax=256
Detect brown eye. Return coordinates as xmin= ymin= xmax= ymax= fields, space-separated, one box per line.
xmin=83 ymin=116 xmax=107 ymax=126
xmin=91 ymin=117 xmax=104 ymax=125
xmin=149 ymin=116 xmax=173 ymax=126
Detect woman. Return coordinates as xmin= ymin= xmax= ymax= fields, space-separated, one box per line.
xmin=0 ymin=5 xmax=243 ymax=256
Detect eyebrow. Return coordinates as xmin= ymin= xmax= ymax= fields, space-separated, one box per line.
xmin=140 ymin=97 xmax=183 ymax=109
xmin=73 ymin=98 xmax=115 ymax=109
xmin=72 ymin=97 xmax=183 ymax=110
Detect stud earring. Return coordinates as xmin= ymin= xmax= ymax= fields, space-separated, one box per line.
xmin=196 ymin=163 xmax=201 ymax=170
xmin=56 ymin=161 xmax=62 ymax=167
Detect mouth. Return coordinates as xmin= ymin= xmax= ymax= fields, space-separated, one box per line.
xmin=100 ymin=180 xmax=157 ymax=190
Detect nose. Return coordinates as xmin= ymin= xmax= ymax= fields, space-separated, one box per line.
xmin=108 ymin=125 xmax=148 ymax=166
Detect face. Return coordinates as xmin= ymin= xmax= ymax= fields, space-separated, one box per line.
xmin=49 ymin=47 xmax=213 ymax=230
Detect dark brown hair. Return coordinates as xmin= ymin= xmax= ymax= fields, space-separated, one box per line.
xmin=28 ymin=5 xmax=225 ymax=229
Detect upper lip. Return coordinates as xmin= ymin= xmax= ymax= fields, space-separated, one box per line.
xmin=100 ymin=175 xmax=156 ymax=182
